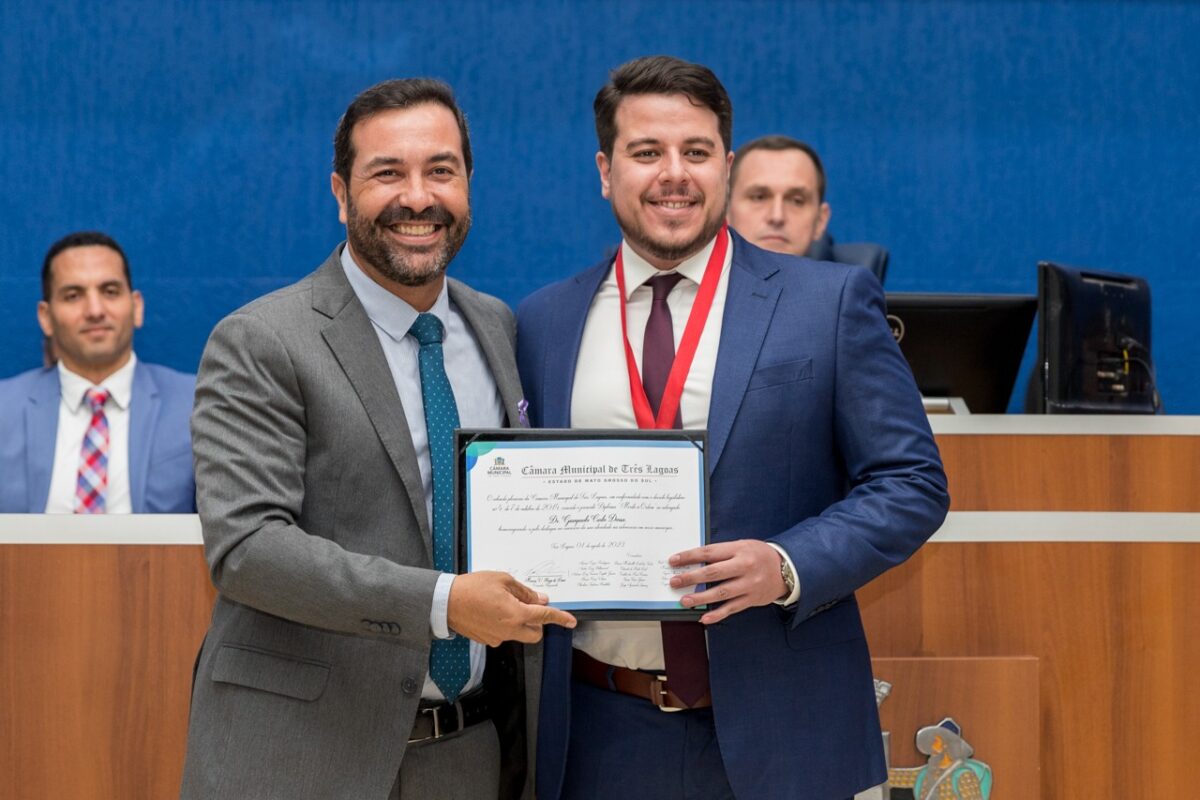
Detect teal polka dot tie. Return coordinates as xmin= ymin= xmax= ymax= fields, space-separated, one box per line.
xmin=409 ymin=313 xmax=470 ymax=702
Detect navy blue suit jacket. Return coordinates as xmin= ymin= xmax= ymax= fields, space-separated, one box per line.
xmin=0 ymin=361 xmax=197 ymax=513
xmin=516 ymin=232 xmax=949 ymax=799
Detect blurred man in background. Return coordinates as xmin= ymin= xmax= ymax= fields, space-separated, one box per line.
xmin=727 ymin=135 xmax=831 ymax=257
xmin=0 ymin=231 xmax=195 ymax=513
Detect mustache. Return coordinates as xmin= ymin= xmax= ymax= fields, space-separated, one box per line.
xmin=376 ymin=203 xmax=456 ymax=227
xmin=644 ymin=189 xmax=704 ymax=202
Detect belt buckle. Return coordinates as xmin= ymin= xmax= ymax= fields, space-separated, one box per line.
xmin=650 ymin=674 xmax=684 ymax=713
xmin=408 ymin=700 xmax=465 ymax=743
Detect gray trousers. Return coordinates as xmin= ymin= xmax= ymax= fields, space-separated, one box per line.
xmin=389 ymin=719 xmax=501 ymax=799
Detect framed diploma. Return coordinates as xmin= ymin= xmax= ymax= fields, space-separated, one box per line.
xmin=455 ymin=428 xmax=710 ymax=620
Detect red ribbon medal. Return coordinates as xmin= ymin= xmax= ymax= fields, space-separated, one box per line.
xmin=613 ymin=224 xmax=729 ymax=429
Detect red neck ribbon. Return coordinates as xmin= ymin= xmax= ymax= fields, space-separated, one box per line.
xmin=613 ymin=224 xmax=729 ymax=429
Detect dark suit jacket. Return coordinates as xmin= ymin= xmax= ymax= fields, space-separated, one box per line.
xmin=0 ymin=361 xmax=196 ymax=513
xmin=516 ymin=231 xmax=949 ymax=799
xmin=180 ymin=248 xmax=536 ymax=799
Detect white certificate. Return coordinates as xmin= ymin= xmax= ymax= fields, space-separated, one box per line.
xmin=458 ymin=431 xmax=708 ymax=616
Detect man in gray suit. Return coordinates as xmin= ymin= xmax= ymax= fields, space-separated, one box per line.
xmin=180 ymin=79 xmax=576 ymax=800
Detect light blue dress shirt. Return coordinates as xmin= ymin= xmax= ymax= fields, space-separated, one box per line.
xmin=341 ymin=245 xmax=503 ymax=701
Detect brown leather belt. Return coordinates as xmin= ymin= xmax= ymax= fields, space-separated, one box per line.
xmin=408 ymin=689 xmax=492 ymax=743
xmin=572 ymin=649 xmax=712 ymax=711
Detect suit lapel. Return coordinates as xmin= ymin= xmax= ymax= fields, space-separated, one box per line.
xmin=543 ymin=259 xmax=611 ymax=428
xmin=313 ymin=251 xmax=433 ymax=559
xmin=448 ymin=279 xmax=524 ymax=427
xmin=128 ymin=363 xmax=160 ymax=513
xmin=25 ymin=369 xmax=60 ymax=512
xmin=707 ymin=236 xmax=782 ymax=471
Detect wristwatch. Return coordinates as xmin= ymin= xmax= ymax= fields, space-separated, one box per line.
xmin=779 ymin=556 xmax=797 ymax=600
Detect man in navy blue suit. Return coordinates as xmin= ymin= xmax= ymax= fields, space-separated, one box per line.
xmin=0 ymin=231 xmax=195 ymax=513
xmin=516 ymin=56 xmax=949 ymax=799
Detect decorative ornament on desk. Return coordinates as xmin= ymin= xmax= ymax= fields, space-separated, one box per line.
xmin=889 ymin=717 xmax=993 ymax=800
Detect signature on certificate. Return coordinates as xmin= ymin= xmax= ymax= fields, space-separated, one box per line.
xmin=520 ymin=560 xmax=569 ymax=588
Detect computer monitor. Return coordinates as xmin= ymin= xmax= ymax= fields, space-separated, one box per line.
xmin=885 ymin=293 xmax=1036 ymax=413
xmin=1035 ymin=261 xmax=1159 ymax=414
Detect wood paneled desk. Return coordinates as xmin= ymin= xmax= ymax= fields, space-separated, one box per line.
xmin=0 ymin=516 xmax=211 ymax=799
xmin=2 ymin=416 xmax=1198 ymax=798
xmin=861 ymin=415 xmax=1200 ymax=798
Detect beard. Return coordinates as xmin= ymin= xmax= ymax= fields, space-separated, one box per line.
xmin=345 ymin=195 xmax=471 ymax=287
xmin=54 ymin=322 xmax=134 ymax=374
xmin=615 ymin=188 xmax=727 ymax=266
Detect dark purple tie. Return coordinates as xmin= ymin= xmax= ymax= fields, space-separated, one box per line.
xmin=642 ymin=272 xmax=710 ymax=706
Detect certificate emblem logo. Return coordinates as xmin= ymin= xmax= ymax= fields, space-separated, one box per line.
xmin=487 ymin=455 xmax=511 ymax=477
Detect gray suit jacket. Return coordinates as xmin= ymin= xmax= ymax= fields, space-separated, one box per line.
xmin=180 ymin=247 xmax=537 ymax=799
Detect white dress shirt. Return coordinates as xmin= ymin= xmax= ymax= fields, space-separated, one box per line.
xmin=44 ymin=354 xmax=137 ymax=514
xmin=341 ymin=247 xmax=504 ymax=701
xmin=570 ymin=238 xmax=730 ymax=670
xmin=570 ymin=236 xmax=799 ymax=670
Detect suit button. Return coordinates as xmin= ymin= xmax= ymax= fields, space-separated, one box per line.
xmin=387 ymin=623 xmax=401 ymax=635
xmin=402 ymin=678 xmax=418 ymax=695
xmin=369 ymin=622 xmax=383 ymax=633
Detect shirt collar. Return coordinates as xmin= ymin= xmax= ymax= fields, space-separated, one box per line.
xmin=58 ymin=352 xmax=138 ymax=412
xmin=617 ymin=235 xmax=729 ymax=300
xmin=340 ymin=244 xmax=451 ymax=343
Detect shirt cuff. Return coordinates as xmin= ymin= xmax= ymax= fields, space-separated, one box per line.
xmin=766 ymin=543 xmax=802 ymax=607
xmin=430 ymin=573 xmax=456 ymax=640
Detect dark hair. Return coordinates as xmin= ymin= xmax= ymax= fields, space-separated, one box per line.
xmin=42 ymin=231 xmax=130 ymax=301
xmin=594 ymin=55 xmax=733 ymax=160
xmin=731 ymin=135 xmax=827 ymax=202
xmin=333 ymin=78 xmax=473 ymax=185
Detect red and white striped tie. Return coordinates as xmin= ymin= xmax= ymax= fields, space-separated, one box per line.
xmin=74 ymin=388 xmax=110 ymax=514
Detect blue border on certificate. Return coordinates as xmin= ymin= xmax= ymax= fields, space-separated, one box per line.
xmin=455 ymin=428 xmax=709 ymax=620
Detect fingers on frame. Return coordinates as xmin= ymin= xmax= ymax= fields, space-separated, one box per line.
xmin=702 ymin=597 xmax=750 ymax=624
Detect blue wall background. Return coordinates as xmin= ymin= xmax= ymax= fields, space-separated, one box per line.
xmin=2 ymin=0 xmax=1197 ymax=411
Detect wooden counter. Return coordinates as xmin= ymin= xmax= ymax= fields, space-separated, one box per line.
xmin=2 ymin=416 xmax=1198 ymax=798
xmin=861 ymin=416 xmax=1200 ymax=798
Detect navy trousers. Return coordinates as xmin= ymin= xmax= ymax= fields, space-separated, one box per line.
xmin=560 ymin=680 xmax=737 ymax=800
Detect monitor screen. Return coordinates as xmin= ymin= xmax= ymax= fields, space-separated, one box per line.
xmin=885 ymin=293 xmax=1036 ymax=413
xmin=1036 ymin=261 xmax=1159 ymax=414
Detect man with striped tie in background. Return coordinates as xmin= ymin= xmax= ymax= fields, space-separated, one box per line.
xmin=0 ymin=231 xmax=196 ymax=514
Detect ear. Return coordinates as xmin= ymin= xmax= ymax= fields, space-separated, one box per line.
xmin=596 ymin=151 xmax=612 ymax=200
xmin=36 ymin=301 xmax=53 ymax=338
xmin=331 ymin=172 xmax=349 ymax=225
xmin=815 ymin=202 xmax=831 ymax=241
xmin=131 ymin=290 xmax=145 ymax=330
xmin=723 ymin=149 xmax=735 ymax=204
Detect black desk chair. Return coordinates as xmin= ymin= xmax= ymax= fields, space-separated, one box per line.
xmin=806 ymin=232 xmax=889 ymax=285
